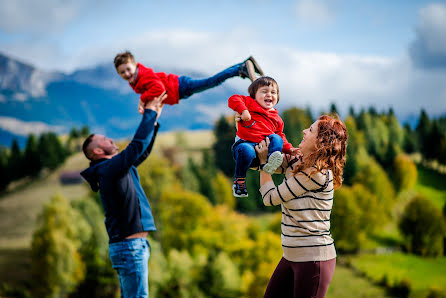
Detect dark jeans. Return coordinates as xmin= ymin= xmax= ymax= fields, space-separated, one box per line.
xmin=178 ymin=62 xmax=242 ymax=99
xmin=264 ymin=257 xmax=336 ymax=298
xmin=109 ymin=238 xmax=150 ymax=298
xmin=232 ymin=134 xmax=283 ymax=178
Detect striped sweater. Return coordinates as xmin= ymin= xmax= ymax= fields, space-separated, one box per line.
xmin=259 ymin=162 xmax=336 ymax=262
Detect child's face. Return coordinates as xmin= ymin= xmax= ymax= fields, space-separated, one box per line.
xmin=117 ymin=61 xmax=137 ymax=83
xmin=254 ymin=84 xmax=278 ymax=110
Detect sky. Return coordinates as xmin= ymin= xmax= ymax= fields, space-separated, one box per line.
xmin=1 ymin=0 xmax=446 ymax=120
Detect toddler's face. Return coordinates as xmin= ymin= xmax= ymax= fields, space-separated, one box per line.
xmin=117 ymin=61 xmax=137 ymax=83
xmin=254 ymin=85 xmax=278 ymax=110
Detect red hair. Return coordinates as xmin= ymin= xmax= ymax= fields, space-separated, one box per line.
xmin=294 ymin=114 xmax=348 ymax=189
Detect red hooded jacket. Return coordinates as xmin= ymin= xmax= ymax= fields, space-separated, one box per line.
xmin=130 ymin=63 xmax=180 ymax=105
xmin=228 ymin=95 xmax=295 ymax=154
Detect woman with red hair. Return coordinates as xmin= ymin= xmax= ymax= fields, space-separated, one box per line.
xmin=255 ymin=114 xmax=348 ymax=298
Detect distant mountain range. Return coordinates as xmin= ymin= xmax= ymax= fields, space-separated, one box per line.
xmin=0 ymin=53 xmax=239 ymax=147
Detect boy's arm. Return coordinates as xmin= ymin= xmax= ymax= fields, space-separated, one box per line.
xmin=228 ymin=95 xmax=249 ymax=114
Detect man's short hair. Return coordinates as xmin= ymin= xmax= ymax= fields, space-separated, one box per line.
xmin=114 ymin=51 xmax=135 ymax=69
xmin=248 ymin=76 xmax=280 ymax=103
xmin=82 ymin=134 xmax=96 ymax=160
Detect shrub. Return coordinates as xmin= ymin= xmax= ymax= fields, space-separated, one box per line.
xmin=399 ymin=195 xmax=446 ymax=256
xmin=394 ymin=154 xmax=418 ymax=192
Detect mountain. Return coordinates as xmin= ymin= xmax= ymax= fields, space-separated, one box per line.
xmin=0 ymin=53 xmax=239 ymax=147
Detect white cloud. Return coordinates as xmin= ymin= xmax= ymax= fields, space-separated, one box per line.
xmin=0 ymin=0 xmax=81 ymax=34
xmin=295 ymin=0 xmax=335 ymax=26
xmin=409 ymin=3 xmax=446 ymax=69
xmin=0 ymin=117 xmax=65 ymax=136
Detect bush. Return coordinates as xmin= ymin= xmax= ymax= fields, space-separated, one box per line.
xmin=394 ymin=154 xmax=418 ymax=192
xmin=399 ymin=195 xmax=446 ymax=256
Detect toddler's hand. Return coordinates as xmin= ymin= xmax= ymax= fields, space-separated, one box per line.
xmin=241 ymin=110 xmax=251 ymax=121
xmin=290 ymin=147 xmax=302 ymax=158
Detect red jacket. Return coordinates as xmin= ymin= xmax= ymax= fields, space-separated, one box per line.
xmin=130 ymin=63 xmax=180 ymax=105
xmin=228 ymin=95 xmax=295 ymax=154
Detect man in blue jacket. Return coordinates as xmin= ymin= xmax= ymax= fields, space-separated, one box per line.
xmin=80 ymin=93 xmax=166 ymax=298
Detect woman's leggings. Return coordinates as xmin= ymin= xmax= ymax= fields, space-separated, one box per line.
xmin=264 ymin=257 xmax=336 ymax=298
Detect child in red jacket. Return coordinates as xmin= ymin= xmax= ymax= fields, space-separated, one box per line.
xmin=114 ymin=51 xmax=264 ymax=113
xmin=228 ymin=76 xmax=299 ymax=197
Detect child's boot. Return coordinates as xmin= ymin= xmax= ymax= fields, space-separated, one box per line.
xmin=262 ymin=151 xmax=283 ymax=174
xmin=247 ymin=56 xmax=264 ymax=76
xmin=233 ymin=177 xmax=248 ymax=198
xmin=239 ymin=60 xmax=257 ymax=82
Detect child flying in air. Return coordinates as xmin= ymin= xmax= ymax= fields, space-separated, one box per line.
xmin=115 ymin=51 xmax=264 ymax=113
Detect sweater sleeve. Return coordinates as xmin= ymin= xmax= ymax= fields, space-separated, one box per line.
xmin=276 ymin=118 xmax=296 ymax=154
xmin=228 ymin=95 xmax=248 ymax=114
xmin=259 ymin=171 xmax=327 ymax=206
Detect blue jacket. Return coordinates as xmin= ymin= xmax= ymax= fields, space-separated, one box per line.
xmin=81 ymin=109 xmax=159 ymax=243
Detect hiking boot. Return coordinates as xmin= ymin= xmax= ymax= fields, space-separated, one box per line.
xmin=247 ymin=56 xmax=264 ymax=76
xmin=233 ymin=178 xmax=248 ymax=198
xmin=239 ymin=60 xmax=257 ymax=82
xmin=262 ymin=151 xmax=283 ymax=174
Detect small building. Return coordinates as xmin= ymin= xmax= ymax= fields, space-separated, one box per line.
xmin=59 ymin=170 xmax=83 ymax=185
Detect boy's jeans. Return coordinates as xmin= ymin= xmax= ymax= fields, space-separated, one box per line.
xmin=232 ymin=134 xmax=283 ymax=178
xmin=178 ymin=62 xmax=243 ymax=99
xmin=109 ymin=238 xmax=150 ymax=298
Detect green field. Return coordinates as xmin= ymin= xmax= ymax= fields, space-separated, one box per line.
xmin=414 ymin=166 xmax=446 ymax=209
xmin=348 ymin=253 xmax=446 ymax=294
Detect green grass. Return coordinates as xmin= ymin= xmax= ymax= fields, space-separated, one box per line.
xmin=327 ymin=264 xmax=390 ymax=298
xmin=414 ymin=166 xmax=446 ymax=209
xmin=348 ymin=253 xmax=446 ymax=292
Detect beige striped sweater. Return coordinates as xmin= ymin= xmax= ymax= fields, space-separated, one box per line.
xmin=259 ymin=164 xmax=336 ymax=262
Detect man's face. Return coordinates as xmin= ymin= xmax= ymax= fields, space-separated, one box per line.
xmin=91 ymin=134 xmax=119 ymax=157
xmin=117 ymin=61 xmax=137 ymax=83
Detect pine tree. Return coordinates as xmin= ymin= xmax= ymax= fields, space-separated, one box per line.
xmin=24 ymin=134 xmax=42 ymax=177
xmin=213 ymin=116 xmax=236 ymax=177
xmin=8 ymin=139 xmax=23 ymax=181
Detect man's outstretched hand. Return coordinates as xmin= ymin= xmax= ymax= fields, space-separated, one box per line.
xmin=143 ymin=92 xmax=167 ymax=119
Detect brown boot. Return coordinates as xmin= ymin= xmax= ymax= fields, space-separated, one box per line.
xmin=239 ymin=60 xmax=257 ymax=82
xmin=247 ymin=56 xmax=264 ymax=76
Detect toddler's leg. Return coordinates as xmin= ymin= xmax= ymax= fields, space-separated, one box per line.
xmin=262 ymin=134 xmax=284 ymax=175
xmin=232 ymin=141 xmax=256 ymax=197
xmin=232 ymin=142 xmax=257 ymax=179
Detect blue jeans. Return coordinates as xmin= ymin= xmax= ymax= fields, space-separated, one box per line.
xmin=232 ymin=134 xmax=283 ymax=178
xmin=178 ymin=62 xmax=243 ymax=99
xmin=109 ymin=238 xmax=150 ymax=298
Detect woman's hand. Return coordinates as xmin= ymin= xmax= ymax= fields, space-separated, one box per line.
xmin=255 ymin=137 xmax=270 ymax=165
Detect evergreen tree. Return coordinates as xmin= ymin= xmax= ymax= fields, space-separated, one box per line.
xmin=416 ymin=109 xmax=431 ymax=155
xmin=403 ymin=123 xmax=418 ymax=153
xmin=0 ymin=147 xmax=10 ymax=191
xmin=213 ymin=116 xmax=236 ymax=177
xmin=80 ymin=126 xmax=90 ymax=137
xmin=330 ymin=102 xmax=339 ymax=115
xmin=8 ymin=139 xmax=23 ymax=181
xmin=23 ymin=134 xmax=41 ymax=177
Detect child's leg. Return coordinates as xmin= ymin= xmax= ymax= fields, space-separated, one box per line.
xmin=232 ymin=141 xmax=257 ymax=179
xmin=262 ymin=134 xmax=284 ymax=175
xmin=267 ymin=134 xmax=284 ymax=156
xmin=178 ymin=62 xmax=243 ymax=99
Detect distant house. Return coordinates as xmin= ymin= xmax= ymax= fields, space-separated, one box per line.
xmin=59 ymin=171 xmax=83 ymax=185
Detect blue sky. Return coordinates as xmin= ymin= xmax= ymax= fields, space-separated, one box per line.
xmin=1 ymin=0 xmax=445 ymax=119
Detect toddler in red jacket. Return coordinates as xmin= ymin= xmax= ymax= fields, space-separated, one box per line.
xmin=114 ymin=51 xmax=264 ymax=113
xmin=228 ymin=76 xmax=299 ymax=197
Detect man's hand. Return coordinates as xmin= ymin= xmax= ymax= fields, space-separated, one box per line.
xmin=144 ymin=92 xmax=167 ymax=119
xmin=137 ymin=100 xmax=145 ymax=115
xmin=241 ymin=110 xmax=251 ymax=121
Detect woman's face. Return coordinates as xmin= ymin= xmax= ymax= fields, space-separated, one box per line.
xmin=298 ymin=120 xmax=319 ymax=156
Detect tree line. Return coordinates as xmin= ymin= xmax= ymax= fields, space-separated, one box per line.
xmin=0 ymin=126 xmax=90 ymax=192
